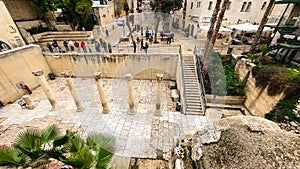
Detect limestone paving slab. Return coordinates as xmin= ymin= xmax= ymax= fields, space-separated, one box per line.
xmin=0 ymin=77 xmax=215 ymax=159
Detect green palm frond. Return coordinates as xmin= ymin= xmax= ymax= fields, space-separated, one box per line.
xmin=15 ymin=129 xmax=42 ymax=149
xmin=70 ymin=135 xmax=84 ymax=153
xmin=61 ymin=147 xmax=94 ymax=169
xmin=87 ymin=133 xmax=116 ymax=153
xmin=0 ymin=147 xmax=26 ymax=166
xmin=41 ymin=124 xmax=60 ymax=143
xmin=87 ymin=133 xmax=115 ymax=169
xmin=95 ymin=147 xmax=114 ymax=169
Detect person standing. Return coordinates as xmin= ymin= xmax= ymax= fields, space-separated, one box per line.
xmin=102 ymin=41 xmax=107 ymax=53
xmin=68 ymin=40 xmax=75 ymax=51
xmin=74 ymin=41 xmax=80 ymax=52
xmin=63 ymin=40 xmax=69 ymax=51
xmin=108 ymin=43 xmax=112 ymax=53
xmin=133 ymin=40 xmax=137 ymax=53
xmin=105 ymin=28 xmax=109 ymax=37
xmin=144 ymin=41 xmax=149 ymax=53
xmin=46 ymin=43 xmax=53 ymax=53
xmin=81 ymin=41 xmax=87 ymax=53
xmin=95 ymin=40 xmax=101 ymax=53
xmin=140 ymin=39 xmax=144 ymax=51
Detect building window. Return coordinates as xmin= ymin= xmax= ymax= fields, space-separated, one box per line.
xmin=203 ymin=17 xmax=211 ymax=23
xmin=191 ymin=2 xmax=194 ymax=9
xmin=227 ymin=1 xmax=231 ymax=10
xmin=208 ymin=1 xmax=213 ymax=10
xmin=261 ymin=1 xmax=267 ymax=10
xmin=240 ymin=2 xmax=247 ymax=12
xmin=197 ymin=1 xmax=201 ymax=8
xmin=245 ymin=2 xmax=252 ymax=12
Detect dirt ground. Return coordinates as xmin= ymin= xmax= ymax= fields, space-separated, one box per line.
xmin=198 ymin=117 xmax=300 ymax=169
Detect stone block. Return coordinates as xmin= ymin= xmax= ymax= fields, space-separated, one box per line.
xmin=168 ymin=81 xmax=176 ymax=89
xmin=171 ymin=89 xmax=179 ymax=102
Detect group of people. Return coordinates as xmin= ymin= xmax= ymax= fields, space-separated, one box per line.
xmin=133 ymin=37 xmax=149 ymax=53
xmin=46 ymin=38 xmax=112 ymax=54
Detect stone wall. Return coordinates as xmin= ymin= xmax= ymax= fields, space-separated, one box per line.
xmin=0 ymin=45 xmax=52 ymax=104
xmin=4 ymin=0 xmax=37 ymax=20
xmin=0 ymin=1 xmax=25 ymax=49
xmin=43 ymin=53 xmax=179 ymax=80
xmin=235 ymin=58 xmax=285 ymax=117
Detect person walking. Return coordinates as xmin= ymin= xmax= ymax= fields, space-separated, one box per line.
xmin=105 ymin=28 xmax=109 ymax=37
xmin=81 ymin=41 xmax=87 ymax=53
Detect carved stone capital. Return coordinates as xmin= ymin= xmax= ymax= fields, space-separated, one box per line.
xmin=125 ymin=73 xmax=132 ymax=81
xmin=156 ymin=74 xmax=163 ymax=82
xmin=32 ymin=70 xmax=43 ymax=76
xmin=61 ymin=70 xmax=73 ymax=78
xmin=94 ymin=72 xmax=102 ymax=80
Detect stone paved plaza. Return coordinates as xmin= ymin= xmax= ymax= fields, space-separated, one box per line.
xmin=0 ymin=77 xmax=218 ymax=159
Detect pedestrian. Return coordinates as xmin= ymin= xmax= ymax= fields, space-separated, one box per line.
xmin=133 ymin=40 xmax=137 ymax=53
xmin=95 ymin=40 xmax=101 ymax=53
xmin=90 ymin=34 xmax=95 ymax=44
xmin=105 ymin=28 xmax=109 ymax=37
xmin=108 ymin=43 xmax=112 ymax=53
xmin=52 ymin=40 xmax=59 ymax=52
xmin=68 ymin=40 xmax=75 ymax=51
xmin=74 ymin=41 xmax=80 ymax=52
xmin=145 ymin=30 xmax=149 ymax=40
xmin=63 ymin=40 xmax=69 ymax=51
xmin=81 ymin=41 xmax=87 ymax=53
xmin=102 ymin=41 xmax=107 ymax=52
xmin=167 ymin=36 xmax=172 ymax=45
xmin=140 ymin=39 xmax=144 ymax=51
xmin=46 ymin=43 xmax=53 ymax=53
xmin=144 ymin=41 xmax=149 ymax=53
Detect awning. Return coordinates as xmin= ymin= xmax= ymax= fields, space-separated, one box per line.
xmin=200 ymin=25 xmax=232 ymax=32
xmin=227 ymin=23 xmax=271 ymax=32
xmin=275 ymin=0 xmax=300 ymax=4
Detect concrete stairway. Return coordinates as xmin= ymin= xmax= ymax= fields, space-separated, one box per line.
xmin=181 ymin=54 xmax=205 ymax=115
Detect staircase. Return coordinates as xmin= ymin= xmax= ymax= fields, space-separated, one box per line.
xmin=181 ymin=54 xmax=205 ymax=115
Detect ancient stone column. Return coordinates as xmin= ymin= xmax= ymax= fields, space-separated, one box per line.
xmin=94 ymin=72 xmax=110 ymax=113
xmin=32 ymin=70 xmax=57 ymax=110
xmin=125 ymin=73 xmax=135 ymax=113
xmin=155 ymin=74 xmax=163 ymax=116
xmin=22 ymin=95 xmax=36 ymax=109
xmin=62 ymin=70 xmax=84 ymax=112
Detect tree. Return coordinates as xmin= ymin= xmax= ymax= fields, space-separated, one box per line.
xmin=150 ymin=0 xmax=183 ymax=14
xmin=211 ymin=0 xmax=229 ymax=45
xmin=0 ymin=124 xmax=115 ymax=168
xmin=248 ymin=0 xmax=275 ymax=55
xmin=62 ymin=0 xmax=93 ymax=31
xmin=202 ymin=0 xmax=222 ymax=75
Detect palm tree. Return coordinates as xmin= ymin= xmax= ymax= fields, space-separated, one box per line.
xmin=211 ymin=0 xmax=229 ymax=45
xmin=0 ymin=125 xmax=116 ymax=169
xmin=248 ymin=0 xmax=275 ymax=55
xmin=202 ymin=0 xmax=222 ymax=75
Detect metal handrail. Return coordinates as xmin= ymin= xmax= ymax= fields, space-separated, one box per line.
xmin=194 ymin=45 xmax=207 ymax=114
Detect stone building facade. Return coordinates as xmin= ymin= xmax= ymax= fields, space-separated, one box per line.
xmin=184 ymin=0 xmax=287 ymax=26
xmin=0 ymin=0 xmax=25 ymax=51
